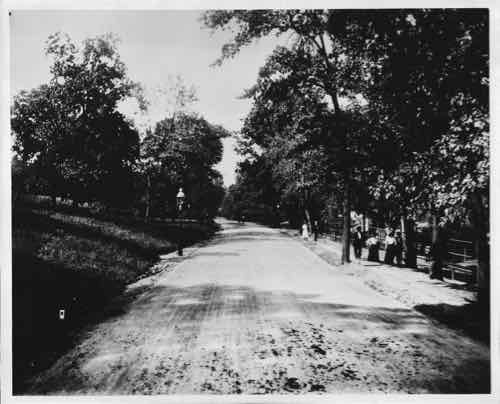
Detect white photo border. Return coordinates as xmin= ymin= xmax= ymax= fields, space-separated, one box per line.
xmin=1 ymin=1 xmax=498 ymax=403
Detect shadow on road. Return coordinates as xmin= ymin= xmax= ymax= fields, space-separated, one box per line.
xmin=128 ymin=283 xmax=425 ymax=330
xmin=414 ymin=302 xmax=490 ymax=345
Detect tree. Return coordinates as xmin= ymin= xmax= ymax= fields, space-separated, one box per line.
xmin=429 ymin=93 xmax=489 ymax=303
xmin=136 ymin=75 xmax=198 ymax=221
xmin=346 ymin=10 xmax=489 ymax=295
xmin=237 ymin=47 xmax=331 ymax=229
xmin=203 ymin=10 xmax=370 ymax=263
xmin=11 ymin=32 xmax=143 ymax=209
xmin=12 ymin=84 xmax=69 ymax=206
xmin=204 ymin=10 xmax=489 ymax=295
xmin=307 ymin=9 xmax=489 ymax=280
xmin=140 ymin=112 xmax=229 ymax=220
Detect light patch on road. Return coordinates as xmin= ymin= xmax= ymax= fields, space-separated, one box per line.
xmin=82 ymin=353 xmax=122 ymax=373
xmin=226 ymin=294 xmax=245 ymax=301
xmin=173 ymin=298 xmax=202 ymax=306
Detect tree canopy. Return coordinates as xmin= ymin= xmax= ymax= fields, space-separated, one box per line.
xmin=12 ymin=32 xmax=229 ymax=222
xmin=205 ymin=9 xmax=489 ymax=294
xmin=139 ymin=112 xmax=229 ymax=219
xmin=12 ymin=32 xmax=143 ymax=207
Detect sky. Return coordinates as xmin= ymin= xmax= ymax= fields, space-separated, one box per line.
xmin=10 ymin=10 xmax=289 ymax=186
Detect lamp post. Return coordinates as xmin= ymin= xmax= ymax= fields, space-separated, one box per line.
xmin=176 ymin=187 xmax=185 ymax=256
xmin=276 ymin=202 xmax=281 ymax=228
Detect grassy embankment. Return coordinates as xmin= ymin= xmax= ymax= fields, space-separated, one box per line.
xmin=12 ymin=201 xmax=217 ymax=393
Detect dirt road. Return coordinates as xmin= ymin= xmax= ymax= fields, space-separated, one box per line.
xmin=27 ymin=220 xmax=490 ymax=394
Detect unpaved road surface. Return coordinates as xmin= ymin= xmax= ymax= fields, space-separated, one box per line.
xmin=27 ymin=220 xmax=490 ymax=394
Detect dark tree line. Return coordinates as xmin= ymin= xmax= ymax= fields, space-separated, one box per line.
xmin=205 ymin=9 xmax=489 ymax=303
xmin=12 ymin=32 xmax=227 ymax=222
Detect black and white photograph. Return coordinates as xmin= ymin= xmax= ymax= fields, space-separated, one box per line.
xmin=1 ymin=3 xmax=498 ymax=402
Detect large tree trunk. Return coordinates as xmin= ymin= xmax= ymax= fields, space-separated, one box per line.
xmin=341 ymin=179 xmax=351 ymax=264
xmin=402 ymin=216 xmax=417 ymax=268
xmin=431 ymin=213 xmax=439 ymax=243
xmin=429 ymin=212 xmax=444 ymax=280
xmin=144 ymin=174 xmax=151 ymax=223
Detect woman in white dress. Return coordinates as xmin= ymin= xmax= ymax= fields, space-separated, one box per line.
xmin=301 ymin=223 xmax=309 ymax=239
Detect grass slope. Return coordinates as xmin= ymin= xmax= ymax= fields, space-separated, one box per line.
xmin=12 ymin=206 xmax=217 ymax=393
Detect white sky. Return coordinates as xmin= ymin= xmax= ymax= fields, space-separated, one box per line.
xmin=10 ymin=10 xmax=289 ymax=186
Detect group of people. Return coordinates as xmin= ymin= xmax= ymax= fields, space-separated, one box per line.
xmin=352 ymin=227 xmax=404 ymax=266
xmin=301 ymin=221 xmax=407 ymax=267
xmin=301 ymin=220 xmax=449 ymax=281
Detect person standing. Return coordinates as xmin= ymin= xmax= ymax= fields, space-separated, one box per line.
xmin=313 ymin=220 xmax=319 ymax=241
xmin=384 ymin=230 xmax=396 ymax=265
xmin=352 ymin=226 xmax=363 ymax=259
xmin=366 ymin=231 xmax=380 ymax=262
xmin=301 ymin=222 xmax=309 ymax=240
xmin=395 ymin=230 xmax=403 ymax=266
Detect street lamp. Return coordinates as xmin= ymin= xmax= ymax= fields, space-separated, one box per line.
xmin=176 ymin=187 xmax=185 ymax=256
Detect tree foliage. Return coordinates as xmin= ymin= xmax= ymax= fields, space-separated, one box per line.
xmin=139 ymin=112 xmax=229 ymax=219
xmin=12 ymin=32 xmax=229 ymax=221
xmin=205 ymin=9 xmax=489 ymax=286
xmin=12 ymin=32 xmax=143 ymax=207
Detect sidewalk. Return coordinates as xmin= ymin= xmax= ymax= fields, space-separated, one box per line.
xmin=282 ymin=229 xmax=488 ymax=344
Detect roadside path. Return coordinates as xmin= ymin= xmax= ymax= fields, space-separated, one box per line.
xmin=27 ymin=220 xmax=490 ymax=394
xmin=291 ymin=231 xmax=477 ymax=310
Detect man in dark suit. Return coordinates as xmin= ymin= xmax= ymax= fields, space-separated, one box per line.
xmin=352 ymin=226 xmax=363 ymax=259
